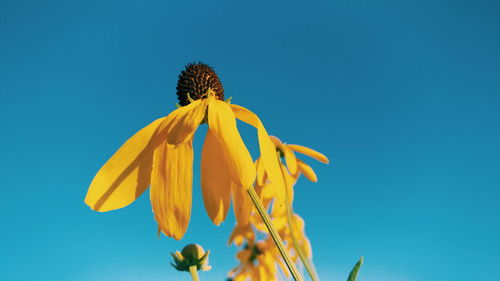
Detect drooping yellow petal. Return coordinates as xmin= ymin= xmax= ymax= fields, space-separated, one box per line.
xmin=259 ymin=181 xmax=275 ymax=209
xmin=167 ymin=99 xmax=207 ymax=144
xmin=283 ymin=148 xmax=298 ymax=174
xmin=271 ymin=216 xmax=288 ymax=231
xmin=151 ymin=115 xmax=195 ymax=240
xmin=234 ymin=273 xmax=247 ymax=281
xmin=297 ymin=159 xmax=318 ymax=182
xmin=208 ymin=99 xmax=255 ymax=188
xmin=231 ymin=182 xmax=253 ymax=226
xmin=270 ymin=161 xmax=297 ymax=217
xmin=258 ymin=257 xmax=271 ymax=281
xmin=292 ymin=213 xmax=306 ymax=231
xmin=255 ymin=157 xmax=266 ymax=186
xmin=84 ymin=117 xmax=166 ymax=212
xmin=269 ymin=135 xmax=283 ymax=147
xmin=230 ymin=104 xmax=286 ymax=206
xmin=286 ymin=144 xmax=329 ymax=164
xmin=200 ymin=129 xmax=231 ymax=225
xmin=236 ymin=249 xmax=252 ymax=263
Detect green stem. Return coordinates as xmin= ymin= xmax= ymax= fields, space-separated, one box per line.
xmin=188 ymin=265 xmax=200 ymax=281
xmin=247 ymin=186 xmax=304 ymax=281
xmin=286 ymin=203 xmax=320 ymax=281
xmin=281 ymin=165 xmax=320 ymax=281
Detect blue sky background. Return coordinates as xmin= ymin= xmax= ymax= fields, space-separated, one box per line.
xmin=1 ymin=0 xmax=499 ymax=280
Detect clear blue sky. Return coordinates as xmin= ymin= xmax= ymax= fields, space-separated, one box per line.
xmin=1 ymin=0 xmax=499 ymax=280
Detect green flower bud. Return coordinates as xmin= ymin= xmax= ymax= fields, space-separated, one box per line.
xmin=171 ymin=244 xmax=212 ymax=272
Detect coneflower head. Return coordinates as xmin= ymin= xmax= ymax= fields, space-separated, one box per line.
xmin=176 ymin=63 xmax=224 ymax=106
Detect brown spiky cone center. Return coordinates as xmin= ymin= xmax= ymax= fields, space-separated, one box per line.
xmin=176 ymin=63 xmax=224 ymax=106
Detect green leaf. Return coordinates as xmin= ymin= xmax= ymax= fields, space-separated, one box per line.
xmin=347 ymin=256 xmax=364 ymax=281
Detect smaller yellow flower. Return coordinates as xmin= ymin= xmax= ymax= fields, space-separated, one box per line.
xmin=270 ymin=136 xmax=329 ymax=182
xmin=254 ymin=212 xmax=313 ymax=261
xmin=228 ymin=239 xmax=287 ymax=281
xmin=228 ymin=223 xmax=255 ymax=247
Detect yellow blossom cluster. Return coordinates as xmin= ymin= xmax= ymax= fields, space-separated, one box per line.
xmin=227 ymin=137 xmax=328 ymax=281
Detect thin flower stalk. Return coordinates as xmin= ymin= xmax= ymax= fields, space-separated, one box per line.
xmin=189 ymin=266 xmax=200 ymax=281
xmin=278 ymin=161 xmax=320 ymax=281
xmin=285 ymin=188 xmax=319 ymax=281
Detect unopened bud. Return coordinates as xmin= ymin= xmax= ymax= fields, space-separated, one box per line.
xmin=170 ymin=243 xmax=212 ymax=272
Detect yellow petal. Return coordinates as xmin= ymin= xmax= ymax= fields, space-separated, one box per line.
xmin=259 ymin=181 xmax=275 ymax=208
xmin=231 ymin=182 xmax=253 ymax=226
xmin=255 ymin=157 xmax=266 ymax=186
xmin=84 ymin=117 xmax=166 ymax=212
xmin=271 ymin=162 xmax=296 ymax=217
xmin=228 ymin=224 xmax=255 ymax=246
xmin=269 ymin=135 xmax=283 ymax=146
xmin=236 ymin=249 xmax=252 ymax=262
xmin=167 ymin=99 xmax=207 ymax=144
xmin=258 ymin=262 xmax=269 ymax=281
xmin=200 ymin=129 xmax=231 ymax=225
xmin=270 ymin=135 xmax=298 ymax=175
xmin=292 ymin=213 xmax=306 ymax=231
xmin=230 ymin=104 xmax=286 ymax=207
xmin=151 ymin=117 xmax=194 ymax=240
xmin=286 ymin=144 xmax=329 ymax=164
xmin=297 ymin=159 xmax=318 ymax=182
xmin=208 ymin=99 xmax=255 ymax=188
xmin=271 ymin=216 xmax=288 ymax=231
xmin=283 ymin=148 xmax=298 ymax=174
xmin=234 ymin=274 xmax=246 ymax=281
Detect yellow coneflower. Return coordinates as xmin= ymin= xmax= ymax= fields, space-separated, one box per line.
xmin=253 ymin=212 xmax=313 ymax=261
xmin=270 ymin=136 xmax=329 ymax=182
xmin=256 ymin=136 xmax=328 ymax=281
xmin=84 ymin=63 xmax=281 ymax=240
xmin=228 ymin=239 xmax=288 ymax=281
xmin=228 ymin=223 xmax=255 ymax=247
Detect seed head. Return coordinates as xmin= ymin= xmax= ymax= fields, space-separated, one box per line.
xmin=176 ymin=63 xmax=224 ymax=106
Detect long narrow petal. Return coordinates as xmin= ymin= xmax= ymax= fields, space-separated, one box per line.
xmin=255 ymin=157 xmax=266 ymax=186
xmin=84 ymin=117 xmax=166 ymax=212
xmin=271 ymin=163 xmax=296 ymax=217
xmin=269 ymin=135 xmax=284 ymax=149
xmin=231 ymin=182 xmax=253 ymax=226
xmin=151 ymin=113 xmax=196 ymax=240
xmin=297 ymin=159 xmax=318 ymax=182
xmin=286 ymin=144 xmax=329 ymax=164
xmin=167 ymin=100 xmax=207 ymax=144
xmin=283 ymin=148 xmax=298 ymax=174
xmin=201 ymin=129 xmax=231 ymax=225
xmin=208 ymin=99 xmax=255 ymax=188
xmin=230 ymin=104 xmax=286 ymax=206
